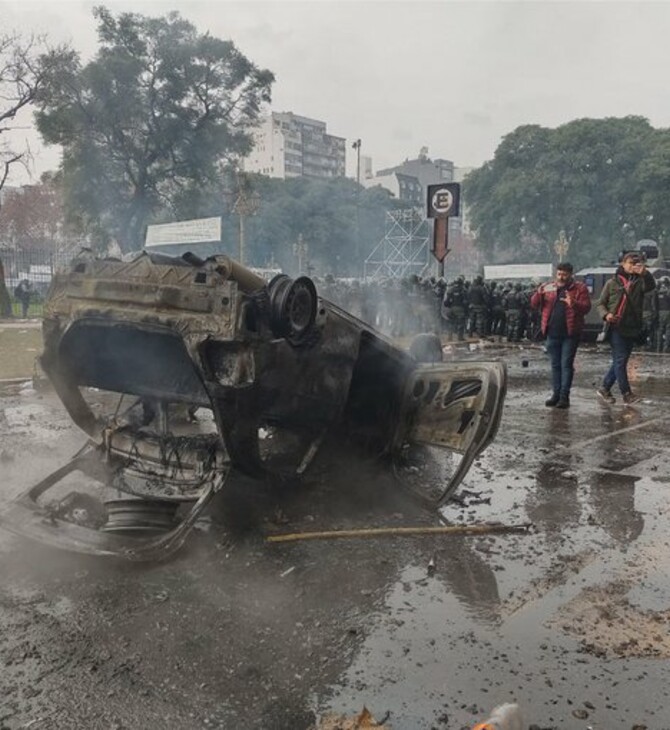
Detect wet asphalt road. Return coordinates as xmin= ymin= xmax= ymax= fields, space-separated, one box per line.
xmin=1 ymin=342 xmax=669 ymax=730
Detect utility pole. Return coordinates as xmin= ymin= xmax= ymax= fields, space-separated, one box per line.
xmin=352 ymin=138 xmax=362 ymax=275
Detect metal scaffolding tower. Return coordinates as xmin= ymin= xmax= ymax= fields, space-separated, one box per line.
xmin=364 ymin=207 xmax=431 ymax=279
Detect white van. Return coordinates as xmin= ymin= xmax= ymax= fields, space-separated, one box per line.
xmin=575 ymin=264 xmax=670 ymax=340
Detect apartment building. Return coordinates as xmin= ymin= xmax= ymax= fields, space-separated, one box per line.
xmin=245 ymin=112 xmax=346 ymax=180
xmin=375 ymin=150 xmax=454 ymax=190
xmin=363 ymin=149 xmax=455 ymax=206
xmin=363 ymin=171 xmax=424 ymax=206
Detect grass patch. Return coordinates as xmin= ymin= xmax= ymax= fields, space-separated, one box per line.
xmin=0 ymin=327 xmax=42 ymax=379
xmin=9 ymin=301 xmax=44 ymax=318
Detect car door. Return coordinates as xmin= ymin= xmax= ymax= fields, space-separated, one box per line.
xmin=393 ymin=360 xmax=507 ymax=505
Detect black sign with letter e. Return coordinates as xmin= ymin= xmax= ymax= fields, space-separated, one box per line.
xmin=427 ymin=183 xmax=460 ymax=219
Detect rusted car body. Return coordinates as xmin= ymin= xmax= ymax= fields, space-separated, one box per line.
xmin=0 ymin=251 xmax=506 ymax=560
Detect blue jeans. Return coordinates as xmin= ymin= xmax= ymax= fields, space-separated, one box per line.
xmin=545 ymin=335 xmax=579 ymax=398
xmin=602 ymin=328 xmax=636 ymax=394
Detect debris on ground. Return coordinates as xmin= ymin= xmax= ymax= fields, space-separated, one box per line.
xmin=266 ymin=522 xmax=531 ymax=543
xmin=449 ymin=489 xmax=492 ymax=507
xmin=313 ymin=707 xmax=390 ymax=729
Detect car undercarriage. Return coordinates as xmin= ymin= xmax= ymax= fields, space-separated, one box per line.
xmin=0 ymin=251 xmax=506 ymax=559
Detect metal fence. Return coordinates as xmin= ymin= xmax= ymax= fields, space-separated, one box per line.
xmin=1 ymin=248 xmax=77 ymax=318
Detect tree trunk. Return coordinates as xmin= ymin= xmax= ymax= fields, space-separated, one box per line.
xmin=0 ymin=257 xmax=14 ymax=318
xmin=117 ymin=191 xmax=149 ymax=253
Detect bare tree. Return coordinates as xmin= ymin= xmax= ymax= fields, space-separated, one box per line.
xmin=0 ymin=33 xmax=70 ymax=201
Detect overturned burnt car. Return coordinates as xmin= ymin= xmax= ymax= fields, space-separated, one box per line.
xmin=0 ymin=251 xmax=506 ymax=560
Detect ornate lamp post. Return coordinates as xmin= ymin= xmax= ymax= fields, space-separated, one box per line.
xmin=553 ymin=230 xmax=569 ymax=263
xmin=293 ymin=233 xmax=309 ymax=274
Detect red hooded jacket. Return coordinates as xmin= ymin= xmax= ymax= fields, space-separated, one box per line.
xmin=529 ymin=279 xmax=592 ymax=337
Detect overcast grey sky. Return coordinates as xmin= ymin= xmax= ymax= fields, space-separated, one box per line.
xmin=3 ymin=0 xmax=670 ymax=184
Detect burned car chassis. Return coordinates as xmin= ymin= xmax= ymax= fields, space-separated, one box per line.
xmin=0 ymin=252 xmax=506 ymax=560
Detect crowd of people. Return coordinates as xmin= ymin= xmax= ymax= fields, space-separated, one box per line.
xmin=314 ymin=270 xmax=670 ymax=353
xmin=315 ymin=274 xmax=543 ymax=342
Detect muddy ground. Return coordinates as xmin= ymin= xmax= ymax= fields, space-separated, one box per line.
xmin=0 ymin=342 xmax=669 ymax=729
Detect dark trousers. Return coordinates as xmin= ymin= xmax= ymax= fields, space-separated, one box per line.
xmin=545 ymin=335 xmax=579 ymax=398
xmin=602 ymin=329 xmax=636 ymax=395
xmin=656 ymin=312 xmax=670 ymax=352
xmin=506 ymin=311 xmax=522 ymax=341
xmin=469 ymin=306 xmax=488 ymax=336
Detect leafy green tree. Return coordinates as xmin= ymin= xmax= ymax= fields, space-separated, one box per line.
xmin=635 ymin=128 xmax=670 ymax=246
xmin=464 ymin=116 xmax=664 ymax=267
xmin=35 ymin=6 xmax=274 ymax=252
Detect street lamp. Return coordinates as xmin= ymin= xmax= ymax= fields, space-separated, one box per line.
xmin=351 ymin=138 xmax=362 ymax=274
xmin=351 ymin=138 xmax=362 ymax=186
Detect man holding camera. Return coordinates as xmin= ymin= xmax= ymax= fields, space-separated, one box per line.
xmin=530 ymin=262 xmax=591 ymax=409
xmin=596 ymin=252 xmax=656 ymax=405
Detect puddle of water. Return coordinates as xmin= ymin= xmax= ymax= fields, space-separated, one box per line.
xmin=316 ymin=563 xmax=492 ymax=728
xmin=314 ymin=407 xmax=670 ymax=727
xmin=318 ymin=551 xmax=670 ymax=729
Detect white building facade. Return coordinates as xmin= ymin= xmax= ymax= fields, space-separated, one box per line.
xmin=245 ymin=112 xmax=346 ymax=180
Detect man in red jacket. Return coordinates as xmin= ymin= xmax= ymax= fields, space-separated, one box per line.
xmin=530 ymin=262 xmax=592 ymax=408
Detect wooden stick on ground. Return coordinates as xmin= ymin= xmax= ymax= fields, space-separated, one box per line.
xmin=266 ymin=522 xmax=531 ymax=544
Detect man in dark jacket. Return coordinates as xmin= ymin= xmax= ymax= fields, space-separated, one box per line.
xmin=596 ymin=252 xmax=656 ymax=405
xmin=14 ymin=279 xmax=32 ymax=318
xmin=441 ymin=278 xmax=467 ymax=342
xmin=530 ymin=262 xmax=591 ymax=408
xmin=467 ymin=275 xmax=489 ymax=337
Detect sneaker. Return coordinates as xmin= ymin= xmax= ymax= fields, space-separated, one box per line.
xmin=596 ymin=387 xmax=616 ymax=404
xmin=545 ymin=394 xmax=560 ymax=407
xmin=623 ymin=392 xmax=641 ymax=405
xmin=556 ymin=397 xmax=570 ymax=409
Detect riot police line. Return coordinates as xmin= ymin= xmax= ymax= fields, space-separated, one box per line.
xmin=313 ymin=274 xmax=545 ymax=343
xmin=314 ymin=273 xmax=670 ymax=351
